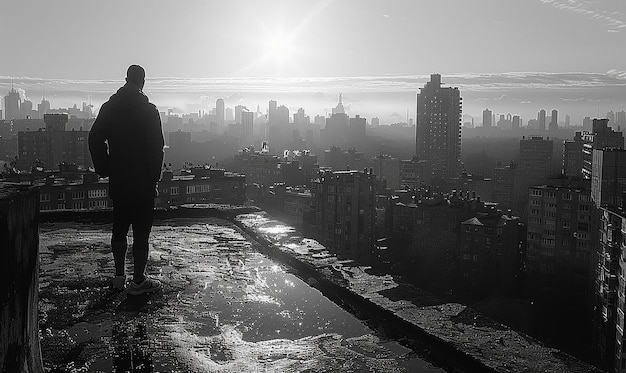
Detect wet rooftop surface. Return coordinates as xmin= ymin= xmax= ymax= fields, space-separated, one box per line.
xmin=235 ymin=212 xmax=603 ymax=373
xmin=39 ymin=217 xmax=444 ymax=372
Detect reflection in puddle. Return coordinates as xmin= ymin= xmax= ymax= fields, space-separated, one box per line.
xmin=39 ymin=219 xmax=444 ymax=372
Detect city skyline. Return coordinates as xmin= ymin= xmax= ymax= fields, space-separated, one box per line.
xmin=2 ymin=71 xmax=626 ymax=126
xmin=2 ymin=0 xmax=626 ymax=123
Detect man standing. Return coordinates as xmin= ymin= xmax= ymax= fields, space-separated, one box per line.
xmin=89 ymin=65 xmax=164 ymax=295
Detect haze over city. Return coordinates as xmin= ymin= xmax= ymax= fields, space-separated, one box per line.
xmin=2 ymin=0 xmax=626 ymax=124
xmin=4 ymin=1 xmax=626 ymax=372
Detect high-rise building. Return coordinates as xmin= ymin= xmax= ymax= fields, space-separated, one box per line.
xmin=321 ymin=98 xmax=349 ymax=148
xmin=4 ymin=86 xmax=21 ymax=120
xmin=234 ymin=105 xmax=246 ymax=124
xmin=591 ymin=148 xmax=626 ymax=208
xmin=482 ymin=109 xmax=492 ymax=127
xmin=268 ymin=100 xmax=277 ymax=123
xmin=309 ymin=170 xmax=377 ymax=262
xmin=617 ymin=111 xmax=626 ymax=131
xmin=583 ymin=116 xmax=592 ymax=131
xmin=549 ymin=109 xmax=558 ymax=131
xmin=582 ymin=118 xmax=624 ymax=180
xmin=348 ymin=114 xmax=366 ymax=147
xmin=371 ymin=154 xmax=400 ymax=190
xmin=595 ymin=206 xmax=625 ymax=372
xmin=38 ymin=97 xmax=51 ymax=119
xmin=520 ymin=136 xmax=553 ymax=179
xmin=215 ymin=98 xmax=225 ymax=133
xmin=526 ymin=180 xmax=594 ymax=300
xmin=415 ymin=74 xmax=462 ymax=182
xmin=538 ymin=109 xmax=546 ymax=131
xmin=512 ymin=115 xmax=520 ymax=130
xmin=241 ymin=110 xmax=254 ymax=147
xmin=563 ymin=132 xmax=583 ymax=177
xmin=607 ymin=111 xmax=616 ymax=128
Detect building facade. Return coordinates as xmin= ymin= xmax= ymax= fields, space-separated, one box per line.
xmin=309 ymin=170 xmax=377 ymax=263
xmin=415 ymin=74 xmax=462 ymax=183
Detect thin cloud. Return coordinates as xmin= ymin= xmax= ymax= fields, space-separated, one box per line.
xmin=538 ymin=0 xmax=626 ymax=32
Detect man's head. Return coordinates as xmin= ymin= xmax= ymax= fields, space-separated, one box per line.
xmin=126 ymin=65 xmax=145 ymax=90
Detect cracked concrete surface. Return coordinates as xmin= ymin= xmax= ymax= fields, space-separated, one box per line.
xmin=38 ymin=217 xmax=443 ymax=372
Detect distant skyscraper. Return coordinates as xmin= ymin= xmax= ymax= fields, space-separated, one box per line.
xmin=241 ymin=110 xmax=254 ymax=146
xmin=607 ymin=111 xmax=616 ymax=128
xmin=549 ymin=109 xmax=558 ymax=131
xmin=616 ymin=111 xmax=626 ymax=131
xmin=321 ymin=97 xmax=349 ymax=147
xmin=415 ymin=73 xmax=462 ymax=181
xmin=234 ymin=104 xmax=246 ymax=124
xmin=512 ymin=115 xmax=520 ymax=130
xmin=565 ymin=114 xmax=571 ymax=127
xmin=583 ymin=116 xmax=592 ymax=131
xmin=4 ymin=85 xmax=21 ymax=120
xmin=216 ymin=98 xmax=225 ymax=133
xmin=371 ymin=117 xmax=380 ymax=127
xmin=268 ymin=100 xmax=277 ymax=123
xmin=538 ymin=109 xmax=546 ymax=131
xmin=332 ymin=93 xmax=346 ymax=115
xmin=37 ymin=96 xmax=50 ymax=118
xmin=482 ymin=108 xmax=492 ymax=127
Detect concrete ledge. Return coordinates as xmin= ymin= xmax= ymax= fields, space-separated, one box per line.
xmin=233 ymin=211 xmax=602 ymax=373
xmin=0 ymin=183 xmax=43 ymax=373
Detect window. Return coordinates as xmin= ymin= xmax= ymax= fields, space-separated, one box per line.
xmin=171 ymin=186 xmax=179 ymax=195
xmin=72 ymin=191 xmax=85 ymax=199
xmin=88 ymin=189 xmax=107 ymax=198
xmin=73 ymin=201 xmax=84 ymax=209
xmin=57 ymin=204 xmax=66 ymax=210
xmin=57 ymin=193 xmax=65 ymax=200
xmin=40 ymin=193 xmax=50 ymax=202
xmin=563 ymin=221 xmax=571 ymax=228
xmin=563 ymin=193 xmax=572 ymax=201
xmin=186 ymin=184 xmax=210 ymax=194
xmin=89 ymin=200 xmax=108 ymax=208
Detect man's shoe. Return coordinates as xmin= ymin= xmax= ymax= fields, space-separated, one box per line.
xmin=112 ymin=275 xmax=126 ymax=291
xmin=127 ymin=277 xmax=162 ymax=296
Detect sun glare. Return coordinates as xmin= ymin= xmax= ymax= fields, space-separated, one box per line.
xmin=265 ymin=32 xmax=295 ymax=66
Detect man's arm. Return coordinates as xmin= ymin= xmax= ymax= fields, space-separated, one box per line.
xmin=88 ymin=104 xmax=110 ymax=178
xmin=148 ymin=104 xmax=165 ymax=183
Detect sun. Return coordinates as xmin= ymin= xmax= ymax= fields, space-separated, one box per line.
xmin=265 ymin=32 xmax=296 ymax=66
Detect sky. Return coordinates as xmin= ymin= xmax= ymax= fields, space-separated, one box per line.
xmin=1 ymin=0 xmax=626 ymax=124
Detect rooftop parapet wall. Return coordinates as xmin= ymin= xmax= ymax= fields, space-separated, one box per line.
xmin=235 ymin=211 xmax=602 ymax=373
xmin=0 ymin=183 xmax=43 ymax=373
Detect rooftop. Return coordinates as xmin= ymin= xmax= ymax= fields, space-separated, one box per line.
xmin=36 ymin=206 xmax=600 ymax=372
xmin=38 ymin=210 xmax=442 ymax=372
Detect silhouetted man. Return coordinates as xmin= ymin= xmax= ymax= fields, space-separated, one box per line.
xmin=89 ymin=65 xmax=164 ymax=295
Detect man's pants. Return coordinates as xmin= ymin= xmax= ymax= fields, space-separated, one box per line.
xmin=111 ymin=198 xmax=155 ymax=281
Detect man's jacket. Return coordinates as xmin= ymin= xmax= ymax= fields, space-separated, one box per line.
xmin=88 ymin=83 xmax=164 ymax=201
